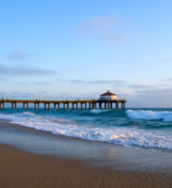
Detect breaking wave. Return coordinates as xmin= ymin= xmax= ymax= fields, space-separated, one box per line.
xmin=1 ymin=111 xmax=172 ymax=150
xmin=127 ymin=110 xmax=172 ymax=121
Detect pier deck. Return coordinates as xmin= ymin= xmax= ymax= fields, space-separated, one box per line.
xmin=0 ymin=99 xmax=126 ymax=110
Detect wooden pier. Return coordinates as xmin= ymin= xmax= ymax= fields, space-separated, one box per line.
xmin=0 ymin=99 xmax=126 ymax=110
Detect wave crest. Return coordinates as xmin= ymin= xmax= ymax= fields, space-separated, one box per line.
xmin=90 ymin=109 xmax=109 ymax=114
xmin=127 ymin=110 xmax=172 ymax=121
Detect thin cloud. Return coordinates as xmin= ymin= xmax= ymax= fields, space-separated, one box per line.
xmin=7 ymin=92 xmax=36 ymax=99
xmin=77 ymin=16 xmax=120 ymax=36
xmin=79 ymin=93 xmax=88 ymax=96
xmin=11 ymin=92 xmax=22 ymax=95
xmin=127 ymin=87 xmax=172 ymax=108
xmin=129 ymin=84 xmax=154 ymax=89
xmin=88 ymin=80 xmax=125 ymax=84
xmin=32 ymin=82 xmax=50 ymax=85
xmin=14 ymin=82 xmax=29 ymax=85
xmin=69 ymin=79 xmax=84 ymax=83
xmin=163 ymin=78 xmax=172 ymax=82
xmin=14 ymin=82 xmax=50 ymax=85
xmin=6 ymin=51 xmax=31 ymax=61
xmin=77 ymin=15 xmax=137 ymax=43
xmin=91 ymin=92 xmax=101 ymax=95
xmin=135 ymin=88 xmax=172 ymax=94
xmin=68 ymin=79 xmax=126 ymax=84
xmin=36 ymin=91 xmax=47 ymax=94
xmin=103 ymin=34 xmax=136 ymax=43
xmin=61 ymin=93 xmax=68 ymax=96
xmin=0 ymin=64 xmax=57 ymax=75
xmin=0 ymin=77 xmax=8 ymax=82
xmin=157 ymin=84 xmax=172 ymax=87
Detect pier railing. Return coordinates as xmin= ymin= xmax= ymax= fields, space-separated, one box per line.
xmin=0 ymin=98 xmax=126 ymax=101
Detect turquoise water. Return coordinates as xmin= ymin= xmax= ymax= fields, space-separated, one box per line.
xmin=0 ymin=108 xmax=172 ymax=150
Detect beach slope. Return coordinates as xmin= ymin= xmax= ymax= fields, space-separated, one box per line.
xmin=0 ymin=143 xmax=172 ymax=188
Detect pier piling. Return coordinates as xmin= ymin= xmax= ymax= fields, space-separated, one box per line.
xmin=0 ymin=99 xmax=126 ymax=110
xmin=116 ymin=102 xmax=118 ymax=110
xmin=99 ymin=103 xmax=102 ymax=109
xmin=108 ymin=102 xmax=110 ymax=109
xmin=89 ymin=103 xmax=91 ymax=110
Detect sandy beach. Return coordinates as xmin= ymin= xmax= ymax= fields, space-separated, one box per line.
xmin=1 ymin=143 xmax=172 ymax=188
xmin=1 ymin=120 xmax=172 ymax=187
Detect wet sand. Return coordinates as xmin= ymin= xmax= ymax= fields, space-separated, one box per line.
xmin=1 ymin=121 xmax=172 ymax=187
xmin=1 ymin=143 xmax=172 ymax=188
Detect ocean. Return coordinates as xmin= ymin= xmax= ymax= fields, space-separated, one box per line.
xmin=0 ymin=108 xmax=172 ymax=151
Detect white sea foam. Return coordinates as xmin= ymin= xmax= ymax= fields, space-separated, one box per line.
xmin=90 ymin=109 xmax=109 ymax=114
xmin=127 ymin=110 xmax=172 ymax=121
xmin=1 ymin=112 xmax=172 ymax=150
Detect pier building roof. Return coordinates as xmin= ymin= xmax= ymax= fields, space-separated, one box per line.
xmin=100 ymin=90 xmax=117 ymax=96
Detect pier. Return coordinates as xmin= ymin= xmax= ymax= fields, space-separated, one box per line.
xmin=0 ymin=99 xmax=126 ymax=110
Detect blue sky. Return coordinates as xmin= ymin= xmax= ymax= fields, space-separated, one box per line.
xmin=0 ymin=0 xmax=172 ymax=107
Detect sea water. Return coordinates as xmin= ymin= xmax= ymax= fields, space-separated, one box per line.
xmin=0 ymin=108 xmax=172 ymax=151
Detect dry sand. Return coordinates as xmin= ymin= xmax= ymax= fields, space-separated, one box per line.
xmin=0 ymin=143 xmax=172 ymax=188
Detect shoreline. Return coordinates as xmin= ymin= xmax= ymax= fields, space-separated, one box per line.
xmin=1 ymin=120 xmax=172 ymax=187
xmin=1 ymin=120 xmax=172 ymax=172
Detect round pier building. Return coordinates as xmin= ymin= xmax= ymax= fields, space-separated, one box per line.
xmin=100 ymin=90 xmax=118 ymax=100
